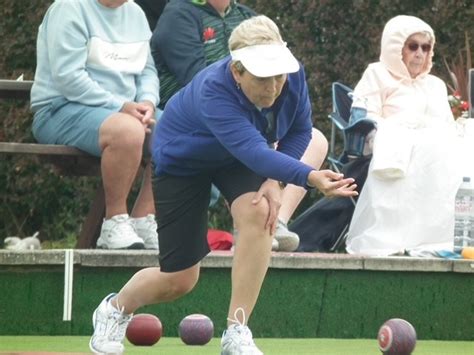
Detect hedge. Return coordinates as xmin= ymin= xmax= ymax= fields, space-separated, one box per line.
xmin=1 ymin=0 xmax=473 ymax=243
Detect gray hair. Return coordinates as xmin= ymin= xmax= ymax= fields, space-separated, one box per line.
xmin=406 ymin=31 xmax=434 ymax=44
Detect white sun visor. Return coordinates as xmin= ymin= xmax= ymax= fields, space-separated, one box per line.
xmin=230 ymin=43 xmax=299 ymax=77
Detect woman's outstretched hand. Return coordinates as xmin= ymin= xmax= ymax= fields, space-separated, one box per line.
xmin=308 ymin=170 xmax=358 ymax=197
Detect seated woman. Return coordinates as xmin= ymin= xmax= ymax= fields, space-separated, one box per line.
xmin=346 ymin=15 xmax=463 ymax=256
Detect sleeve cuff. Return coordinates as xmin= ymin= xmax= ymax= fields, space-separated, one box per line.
xmin=137 ymin=94 xmax=158 ymax=108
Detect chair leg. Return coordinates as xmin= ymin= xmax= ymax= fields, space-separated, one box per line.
xmin=330 ymin=224 xmax=349 ymax=252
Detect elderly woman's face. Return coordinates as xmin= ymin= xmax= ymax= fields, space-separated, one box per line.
xmin=402 ymin=33 xmax=432 ymax=78
xmin=231 ymin=65 xmax=287 ymax=108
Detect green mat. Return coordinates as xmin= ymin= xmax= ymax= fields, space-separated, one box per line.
xmin=0 ymin=336 xmax=472 ymax=354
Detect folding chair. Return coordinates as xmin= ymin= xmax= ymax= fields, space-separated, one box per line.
xmin=325 ymin=82 xmax=377 ymax=250
xmin=327 ymin=82 xmax=377 ymax=173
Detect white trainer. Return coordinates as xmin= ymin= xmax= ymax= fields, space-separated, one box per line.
xmin=89 ymin=293 xmax=132 ymax=355
xmin=130 ymin=214 xmax=159 ymax=250
xmin=271 ymin=238 xmax=279 ymax=251
xmin=221 ymin=308 xmax=263 ymax=355
xmin=96 ymin=214 xmax=145 ymax=250
xmin=274 ymin=219 xmax=299 ymax=252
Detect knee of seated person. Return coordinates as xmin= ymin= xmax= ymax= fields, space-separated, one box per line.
xmin=103 ymin=113 xmax=146 ymax=149
xmin=311 ymin=127 xmax=329 ymax=151
xmin=301 ymin=128 xmax=328 ymax=168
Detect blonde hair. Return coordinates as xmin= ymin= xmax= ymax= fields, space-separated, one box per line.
xmin=228 ymin=15 xmax=284 ymax=51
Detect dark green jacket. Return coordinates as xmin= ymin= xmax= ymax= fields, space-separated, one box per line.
xmin=151 ymin=0 xmax=255 ymax=109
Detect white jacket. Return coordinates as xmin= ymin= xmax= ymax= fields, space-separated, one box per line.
xmin=346 ymin=15 xmax=462 ymax=256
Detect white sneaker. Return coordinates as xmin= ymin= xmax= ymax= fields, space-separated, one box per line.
xmin=274 ymin=219 xmax=299 ymax=252
xmin=221 ymin=308 xmax=263 ymax=355
xmin=271 ymin=238 xmax=279 ymax=251
xmin=89 ymin=293 xmax=132 ymax=354
xmin=130 ymin=214 xmax=159 ymax=250
xmin=96 ymin=214 xmax=145 ymax=250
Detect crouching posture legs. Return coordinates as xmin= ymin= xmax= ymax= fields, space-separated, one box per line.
xmin=90 ymin=167 xmax=273 ymax=354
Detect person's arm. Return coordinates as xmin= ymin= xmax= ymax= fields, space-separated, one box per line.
xmin=151 ymin=5 xmax=206 ymax=86
xmin=43 ymin=2 xmax=124 ymax=111
xmin=200 ymin=80 xmax=321 ymax=188
xmin=204 ymin=102 xmax=311 ymax=186
xmin=274 ymin=68 xmax=313 ymax=160
xmin=202 ymin=90 xmax=357 ymax=197
xmin=135 ymin=51 xmax=160 ymax=107
xmin=353 ymin=65 xmax=385 ymax=123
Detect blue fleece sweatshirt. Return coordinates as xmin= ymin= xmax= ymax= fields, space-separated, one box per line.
xmin=151 ymin=57 xmax=314 ymax=188
xmin=31 ymin=0 xmax=159 ymax=112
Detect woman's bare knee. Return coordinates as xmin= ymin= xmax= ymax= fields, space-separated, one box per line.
xmin=163 ymin=266 xmax=200 ymax=300
xmin=301 ymin=128 xmax=328 ymax=168
xmin=99 ymin=113 xmax=145 ymax=151
xmin=232 ymin=194 xmax=270 ymax=230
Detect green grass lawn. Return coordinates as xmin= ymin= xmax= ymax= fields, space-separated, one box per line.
xmin=0 ymin=337 xmax=472 ymax=354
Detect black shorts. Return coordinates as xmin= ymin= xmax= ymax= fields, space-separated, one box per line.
xmin=152 ymin=161 xmax=265 ymax=272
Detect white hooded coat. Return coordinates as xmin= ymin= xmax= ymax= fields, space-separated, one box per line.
xmin=346 ymin=15 xmax=464 ymax=256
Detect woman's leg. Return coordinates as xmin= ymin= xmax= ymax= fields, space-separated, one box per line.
xmin=95 ymin=113 xmax=152 ymax=250
xmin=90 ymin=265 xmax=200 ymax=354
xmin=273 ymin=128 xmax=328 ymax=252
xmin=278 ymin=127 xmax=328 ymax=223
xmin=227 ymin=192 xmax=273 ymax=324
xmin=128 ymin=163 xmax=159 ymax=249
xmin=113 ymin=264 xmax=200 ymax=313
xmin=91 ymin=172 xmax=211 ymax=354
xmin=131 ymin=119 xmax=160 ymax=218
xmin=131 ymin=162 xmax=155 ymax=217
xmin=99 ymin=113 xmax=147 ymax=219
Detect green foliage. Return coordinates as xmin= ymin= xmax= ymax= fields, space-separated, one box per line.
xmin=0 ymin=1 xmax=51 ymax=79
xmin=1 ymin=0 xmax=473 ymax=241
xmin=1 ymin=151 xmax=101 ymax=239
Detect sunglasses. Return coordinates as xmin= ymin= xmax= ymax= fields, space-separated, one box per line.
xmin=407 ymin=42 xmax=431 ymax=53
